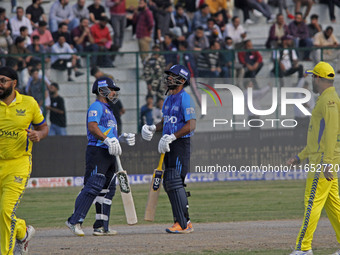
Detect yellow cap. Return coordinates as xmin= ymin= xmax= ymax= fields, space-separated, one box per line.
xmin=305 ymin=61 xmax=335 ymax=80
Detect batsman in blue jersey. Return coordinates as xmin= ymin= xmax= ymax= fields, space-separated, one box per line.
xmin=142 ymin=64 xmax=196 ymax=234
xmin=66 ymin=77 xmax=135 ymax=236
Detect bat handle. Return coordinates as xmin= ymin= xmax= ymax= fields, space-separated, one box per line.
xmin=157 ymin=153 xmax=165 ymax=170
xmin=115 ymin=155 xmax=124 ymax=172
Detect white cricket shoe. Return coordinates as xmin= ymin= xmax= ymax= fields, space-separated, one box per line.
xmin=14 ymin=225 xmax=36 ymax=255
xmin=65 ymin=221 xmax=85 ymax=236
xmin=253 ymin=9 xmax=263 ymax=17
xmin=245 ymin=19 xmax=255 ymax=25
xmin=289 ymin=250 xmax=313 ymax=255
xmin=93 ymin=227 xmax=118 ymax=236
xmin=331 ymin=249 xmax=340 ymax=255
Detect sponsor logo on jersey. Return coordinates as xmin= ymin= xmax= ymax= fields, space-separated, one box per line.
xmin=173 ymin=106 xmax=179 ymax=111
xmin=14 ymin=176 xmax=23 ymax=184
xmin=107 ymin=120 xmax=117 ymax=129
xmin=16 ymin=109 xmax=26 ymax=116
xmin=186 ymin=107 xmax=195 ymax=115
xmin=0 ymin=129 xmax=19 ymax=138
xmin=164 ymin=115 xmax=177 ymax=124
xmin=89 ymin=110 xmax=97 ymax=117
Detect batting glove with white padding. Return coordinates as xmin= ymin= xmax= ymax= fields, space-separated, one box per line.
xmin=158 ymin=134 xmax=176 ymax=154
xmin=104 ymin=137 xmax=122 ymax=156
xmin=119 ymin=133 xmax=135 ymax=146
xmin=142 ymin=124 xmax=156 ymax=141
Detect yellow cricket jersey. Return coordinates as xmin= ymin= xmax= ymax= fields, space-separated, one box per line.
xmin=0 ymin=91 xmax=45 ymax=160
xmin=298 ymin=86 xmax=340 ymax=165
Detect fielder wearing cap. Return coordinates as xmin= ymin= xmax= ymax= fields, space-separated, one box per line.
xmin=141 ymin=64 xmax=196 ymax=234
xmin=0 ymin=67 xmax=49 ymax=254
xmin=287 ymin=61 xmax=340 ymax=255
xmin=66 ymin=77 xmax=135 ymax=236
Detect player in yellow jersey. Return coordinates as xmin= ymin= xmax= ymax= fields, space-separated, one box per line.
xmin=287 ymin=62 xmax=340 ymax=255
xmin=0 ymin=67 xmax=48 ymax=255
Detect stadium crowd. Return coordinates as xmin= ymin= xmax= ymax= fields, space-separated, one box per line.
xmin=0 ymin=0 xmax=340 ymax=120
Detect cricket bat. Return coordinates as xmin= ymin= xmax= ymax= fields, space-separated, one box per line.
xmin=116 ymin=155 xmax=138 ymax=225
xmin=144 ymin=153 xmax=165 ymax=221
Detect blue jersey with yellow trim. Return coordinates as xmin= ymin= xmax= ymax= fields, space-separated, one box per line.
xmin=162 ymin=89 xmax=196 ymax=138
xmin=87 ymin=100 xmax=118 ymax=147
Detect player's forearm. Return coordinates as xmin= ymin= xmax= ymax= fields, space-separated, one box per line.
xmin=174 ymin=120 xmax=196 ymax=139
xmin=34 ymin=123 xmax=49 ymax=140
xmin=88 ymin=122 xmax=107 ymax=141
xmin=297 ymin=146 xmax=308 ymax=163
xmin=155 ymin=119 xmax=163 ymax=132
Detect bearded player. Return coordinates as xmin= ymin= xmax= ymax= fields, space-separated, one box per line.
xmin=142 ymin=64 xmax=196 ymax=233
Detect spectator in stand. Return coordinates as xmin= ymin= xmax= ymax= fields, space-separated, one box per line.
xmin=153 ymin=97 xmax=163 ymax=124
xmin=90 ymin=16 xmax=114 ymax=67
xmin=47 ymin=82 xmax=67 ymax=136
xmin=51 ymin=35 xmax=84 ymax=81
xmin=162 ymin=33 xmax=178 ymax=70
xmin=90 ymin=66 xmax=113 ymax=79
xmin=272 ymin=36 xmax=304 ymax=87
xmin=234 ymin=0 xmax=253 ymax=25
xmin=178 ymin=40 xmax=197 ymax=77
xmin=268 ymin=0 xmax=295 ymax=20
xmin=106 ymin=0 xmax=126 ymax=50
xmin=0 ymin=7 xmax=11 ymax=32
xmin=313 ymin=26 xmax=340 ymax=72
xmin=27 ymin=35 xmax=49 ymax=68
xmin=26 ymin=0 xmax=47 ymax=29
xmin=10 ymin=7 xmax=32 ymax=38
xmin=52 ymin=22 xmax=73 ymax=45
xmin=197 ymin=40 xmax=228 ymax=78
xmin=31 ymin=21 xmax=54 ymax=50
xmin=0 ymin=20 xmax=12 ymax=55
xmin=177 ymin=0 xmax=198 ymax=19
xmin=143 ymin=44 xmax=166 ymax=99
xmin=214 ymin=12 xmax=226 ymax=35
xmin=223 ymin=16 xmax=246 ymax=46
xmin=293 ymin=0 xmax=313 ymax=20
xmin=307 ymin=14 xmax=322 ymax=38
xmin=109 ymin=97 xmax=125 ymax=135
xmin=46 ymin=82 xmax=67 ymax=136
xmin=49 ymin=0 xmax=79 ymax=33
xmin=26 ymin=67 xmax=50 ymax=110
xmin=133 ymin=0 xmax=154 ymax=63
xmin=8 ymin=36 xmax=32 ymax=73
xmin=266 ymin=13 xmax=289 ymax=49
xmin=171 ymin=4 xmax=191 ymax=38
xmin=192 ymin=3 xmax=210 ymax=31
xmin=154 ymin=2 xmax=172 ymax=44
xmin=88 ymin=0 xmax=106 ymax=24
xmin=206 ymin=0 xmax=230 ymax=23
xmin=140 ymin=94 xmax=154 ymax=127
xmin=72 ymin=18 xmax=98 ymax=67
xmin=19 ymin=26 xmax=31 ymax=47
xmin=238 ymin=39 xmax=263 ymax=89
xmin=328 ymin=0 xmax=340 ymax=23
xmin=247 ymin=0 xmax=275 ymax=23
xmin=206 ymin=18 xmax=222 ymax=41
xmin=187 ymin=26 xmax=209 ymax=60
xmin=73 ymin=0 xmax=90 ymax=22
xmin=288 ymin=12 xmax=313 ymax=60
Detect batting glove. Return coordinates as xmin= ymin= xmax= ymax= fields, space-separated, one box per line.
xmin=119 ymin=133 xmax=135 ymax=146
xmin=104 ymin=137 xmax=122 ymax=156
xmin=158 ymin=134 xmax=176 ymax=154
xmin=142 ymin=124 xmax=156 ymax=141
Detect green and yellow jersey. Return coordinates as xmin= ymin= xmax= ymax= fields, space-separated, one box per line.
xmin=0 ymin=91 xmax=45 ymax=160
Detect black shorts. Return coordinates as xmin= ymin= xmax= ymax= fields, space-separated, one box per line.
xmin=84 ymin=146 xmax=116 ymax=187
xmin=164 ymin=137 xmax=191 ymax=181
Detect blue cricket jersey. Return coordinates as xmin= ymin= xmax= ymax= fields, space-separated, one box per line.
xmin=162 ymin=89 xmax=196 ymax=138
xmin=87 ymin=100 xmax=118 ymax=147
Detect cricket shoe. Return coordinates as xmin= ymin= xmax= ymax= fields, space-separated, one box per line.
xmin=14 ymin=225 xmax=36 ymax=255
xmin=331 ymin=249 xmax=340 ymax=255
xmin=93 ymin=227 xmax=117 ymax=236
xmin=289 ymin=250 xmax=313 ymax=255
xmin=166 ymin=221 xmax=194 ymax=234
xmin=65 ymin=221 xmax=85 ymax=236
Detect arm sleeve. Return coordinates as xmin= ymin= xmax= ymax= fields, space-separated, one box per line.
xmin=87 ymin=102 xmax=103 ymax=124
xmin=32 ymin=99 xmax=45 ymax=125
xmin=322 ymin=101 xmax=339 ymax=164
xmin=182 ymin=93 xmax=196 ymax=121
xmin=297 ymin=146 xmax=309 ymax=162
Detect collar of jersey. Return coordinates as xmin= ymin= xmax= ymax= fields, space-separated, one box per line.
xmin=0 ymin=90 xmax=22 ymax=106
xmin=320 ymin=86 xmax=335 ymax=97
